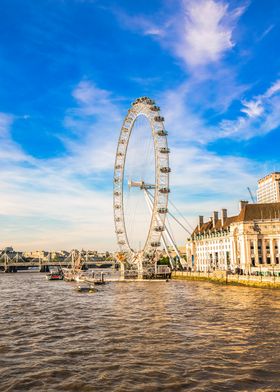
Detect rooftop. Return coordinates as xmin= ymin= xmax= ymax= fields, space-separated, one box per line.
xmin=193 ymin=202 xmax=280 ymax=236
xmin=258 ymin=172 xmax=280 ymax=184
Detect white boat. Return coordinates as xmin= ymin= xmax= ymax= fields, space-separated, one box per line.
xmin=63 ymin=251 xmax=85 ymax=281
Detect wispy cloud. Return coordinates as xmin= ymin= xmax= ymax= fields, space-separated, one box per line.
xmin=154 ymin=80 xmax=263 ymax=239
xmin=257 ymin=24 xmax=275 ymax=41
xmin=0 ymin=78 xmax=261 ymax=250
xmin=265 ymin=79 xmax=280 ymax=97
xmin=115 ymin=0 xmax=247 ymax=70
xmin=115 ymin=0 xmax=250 ymax=115
xmin=0 ymin=113 xmax=31 ymax=162
xmin=220 ymin=78 xmax=280 ymax=139
xmin=0 ymin=113 xmax=12 ymax=137
xmin=240 ymin=99 xmax=264 ymax=118
xmin=0 ymin=82 xmax=125 ymax=251
xmin=63 ymin=80 xmax=123 ymax=174
xmin=175 ymin=0 xmax=246 ymax=68
xmin=113 ymin=12 xmax=166 ymax=37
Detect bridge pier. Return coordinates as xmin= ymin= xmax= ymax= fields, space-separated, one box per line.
xmin=137 ymin=260 xmax=143 ymax=280
xmin=39 ymin=265 xmax=49 ymax=273
xmin=120 ymin=262 xmax=125 ymax=280
xmin=4 ymin=266 xmax=17 ymax=273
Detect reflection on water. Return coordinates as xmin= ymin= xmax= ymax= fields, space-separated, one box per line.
xmin=0 ymin=273 xmax=280 ymax=391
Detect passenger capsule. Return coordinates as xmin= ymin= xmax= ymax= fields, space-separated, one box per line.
xmin=154 ymin=116 xmax=164 ymax=122
xmin=159 ymin=147 xmax=170 ymax=154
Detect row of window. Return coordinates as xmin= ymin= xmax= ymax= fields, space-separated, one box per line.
xmin=251 ymin=256 xmax=280 ymax=266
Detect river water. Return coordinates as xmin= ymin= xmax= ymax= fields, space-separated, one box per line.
xmin=0 ymin=273 xmax=280 ymax=392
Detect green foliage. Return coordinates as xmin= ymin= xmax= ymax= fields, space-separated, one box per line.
xmin=157 ymin=256 xmax=170 ymax=266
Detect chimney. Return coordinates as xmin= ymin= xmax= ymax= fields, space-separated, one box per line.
xmin=221 ymin=209 xmax=227 ymax=226
xmin=212 ymin=211 xmax=218 ymax=228
xmin=198 ymin=216 xmax=204 ymax=230
xmin=239 ymin=200 xmax=248 ymax=212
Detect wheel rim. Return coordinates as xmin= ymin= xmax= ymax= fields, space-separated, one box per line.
xmin=113 ymin=97 xmax=170 ymax=260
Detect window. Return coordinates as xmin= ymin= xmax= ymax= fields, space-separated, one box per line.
xmin=258 ymin=239 xmax=262 ymax=254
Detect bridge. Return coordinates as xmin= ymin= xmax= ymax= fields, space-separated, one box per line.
xmin=0 ymin=252 xmax=116 ymax=272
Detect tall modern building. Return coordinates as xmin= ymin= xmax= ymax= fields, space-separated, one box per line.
xmin=257 ymin=172 xmax=280 ymax=203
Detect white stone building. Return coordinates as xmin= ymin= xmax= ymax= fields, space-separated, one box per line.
xmin=257 ymin=172 xmax=280 ymax=203
xmin=186 ymin=201 xmax=280 ymax=274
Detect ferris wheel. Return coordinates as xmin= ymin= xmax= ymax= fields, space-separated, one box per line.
xmin=113 ymin=96 xmax=171 ymax=261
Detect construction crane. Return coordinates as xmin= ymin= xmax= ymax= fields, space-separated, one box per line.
xmin=247 ymin=187 xmax=256 ymax=203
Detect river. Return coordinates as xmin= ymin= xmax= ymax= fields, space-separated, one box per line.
xmin=0 ymin=272 xmax=279 ymax=391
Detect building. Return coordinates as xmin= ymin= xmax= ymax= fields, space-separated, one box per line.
xmin=257 ymin=172 xmax=280 ymax=203
xmin=186 ymin=201 xmax=280 ymax=274
xmin=23 ymin=250 xmax=49 ymax=261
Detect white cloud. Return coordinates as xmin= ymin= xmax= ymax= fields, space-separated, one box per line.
xmin=0 ymin=113 xmax=12 ymax=137
xmin=71 ymin=80 xmax=120 ymax=119
xmin=175 ymin=0 xmax=244 ymax=67
xmin=257 ymin=24 xmax=275 ymax=42
xmin=158 ymin=74 xmax=249 ymax=144
xmin=220 ymin=78 xmax=280 ymax=139
xmin=152 ymin=82 xmax=264 ymax=244
xmin=0 ymin=113 xmax=32 ymax=162
xmin=240 ymin=99 xmax=264 ymax=118
xmin=63 ymin=80 xmax=123 ymax=174
xmin=114 ymin=12 xmax=165 ymax=37
xmin=265 ymin=79 xmax=280 ymax=98
xmin=160 ymin=83 xmax=211 ymax=142
xmin=116 ymin=0 xmax=246 ymax=70
xmin=0 ymin=83 xmax=124 ymax=251
xmin=159 ymin=84 xmax=261 ymax=195
xmin=115 ymin=1 xmax=249 ymax=116
xmin=0 ymin=77 xmax=273 ymax=251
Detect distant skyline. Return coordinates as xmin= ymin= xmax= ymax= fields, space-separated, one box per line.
xmin=0 ymin=0 xmax=280 ymax=250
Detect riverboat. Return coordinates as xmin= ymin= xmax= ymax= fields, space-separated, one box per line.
xmin=83 ymin=271 xmax=106 ymax=285
xmin=76 ymin=284 xmax=97 ymax=293
xmin=62 ymin=251 xmax=85 ymax=281
xmin=46 ymin=267 xmax=64 ymax=281
xmin=63 ymin=268 xmax=80 ymax=281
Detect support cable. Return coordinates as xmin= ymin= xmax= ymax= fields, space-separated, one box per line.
xmin=145 ymin=190 xmax=187 ymax=268
xmin=147 ymin=189 xmax=192 ymax=236
xmin=167 ymin=210 xmax=192 ymax=236
xmin=144 ymin=189 xmax=174 ymax=268
xmin=168 ymin=198 xmax=194 ymax=232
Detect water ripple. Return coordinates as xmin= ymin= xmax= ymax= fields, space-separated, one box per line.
xmin=0 ymin=273 xmax=280 ymax=391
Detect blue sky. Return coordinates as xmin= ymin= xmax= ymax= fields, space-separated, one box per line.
xmin=0 ymin=0 xmax=279 ymax=250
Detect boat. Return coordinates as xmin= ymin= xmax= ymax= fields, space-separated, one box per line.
xmin=76 ymin=284 xmax=97 ymax=293
xmin=93 ymin=271 xmax=106 ymax=285
xmin=46 ymin=267 xmax=64 ymax=280
xmin=84 ymin=271 xmax=106 ymax=285
xmin=62 ymin=251 xmax=86 ymax=281
xmin=46 ymin=273 xmax=63 ymax=280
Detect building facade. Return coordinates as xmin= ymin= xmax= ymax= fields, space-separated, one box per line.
xmin=186 ymin=202 xmax=280 ymax=274
xmin=257 ymin=172 xmax=280 ymax=203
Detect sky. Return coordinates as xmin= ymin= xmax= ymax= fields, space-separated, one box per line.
xmin=0 ymin=0 xmax=280 ymax=251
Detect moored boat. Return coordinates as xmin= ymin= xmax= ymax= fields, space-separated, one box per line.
xmin=63 ymin=268 xmax=83 ymax=281
xmin=76 ymin=284 xmax=97 ymax=293
xmin=46 ymin=267 xmax=64 ymax=280
xmin=63 ymin=251 xmax=85 ymax=281
xmin=84 ymin=271 xmax=106 ymax=285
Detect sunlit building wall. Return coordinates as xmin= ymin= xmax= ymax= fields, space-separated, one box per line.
xmin=257 ymin=172 xmax=280 ymax=203
xmin=186 ymin=202 xmax=280 ymax=273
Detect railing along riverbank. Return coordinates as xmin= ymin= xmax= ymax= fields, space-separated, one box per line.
xmin=172 ymin=270 xmax=280 ymax=289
